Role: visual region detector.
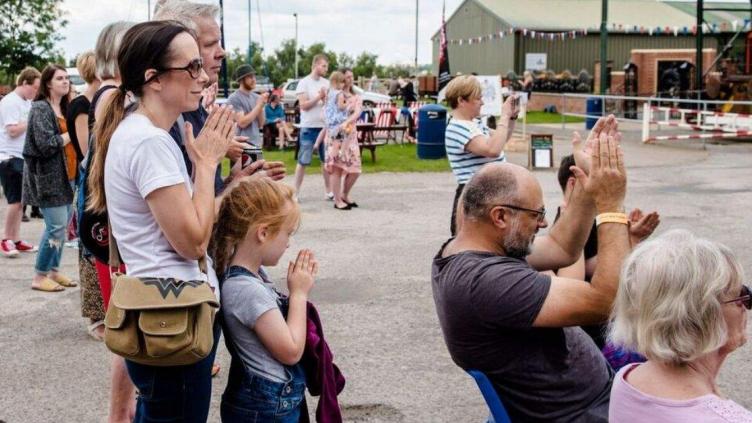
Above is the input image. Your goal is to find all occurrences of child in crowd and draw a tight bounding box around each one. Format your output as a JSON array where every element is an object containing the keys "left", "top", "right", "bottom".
[
  {"left": 209, "top": 178, "right": 318, "bottom": 422},
  {"left": 313, "top": 71, "right": 352, "bottom": 158}
]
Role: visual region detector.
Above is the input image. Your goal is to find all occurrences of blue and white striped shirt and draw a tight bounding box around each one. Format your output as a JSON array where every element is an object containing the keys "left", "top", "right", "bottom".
[{"left": 445, "top": 118, "right": 506, "bottom": 184}]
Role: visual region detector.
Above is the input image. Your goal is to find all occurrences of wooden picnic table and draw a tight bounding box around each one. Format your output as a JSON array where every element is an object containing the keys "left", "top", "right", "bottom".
[{"left": 357, "top": 123, "right": 387, "bottom": 163}]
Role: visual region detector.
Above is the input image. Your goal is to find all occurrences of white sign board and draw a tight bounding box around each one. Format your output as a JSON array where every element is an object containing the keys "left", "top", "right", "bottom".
[
  {"left": 475, "top": 75, "right": 502, "bottom": 117},
  {"left": 525, "top": 53, "right": 547, "bottom": 71}
]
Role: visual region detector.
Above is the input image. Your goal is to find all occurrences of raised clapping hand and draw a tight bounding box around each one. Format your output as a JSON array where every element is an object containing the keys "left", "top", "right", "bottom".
[
  {"left": 628, "top": 208, "right": 660, "bottom": 244},
  {"left": 570, "top": 132, "right": 627, "bottom": 213},
  {"left": 572, "top": 114, "right": 620, "bottom": 175},
  {"left": 287, "top": 249, "right": 317, "bottom": 297},
  {"left": 202, "top": 82, "right": 218, "bottom": 112},
  {"left": 185, "top": 105, "right": 235, "bottom": 170}
]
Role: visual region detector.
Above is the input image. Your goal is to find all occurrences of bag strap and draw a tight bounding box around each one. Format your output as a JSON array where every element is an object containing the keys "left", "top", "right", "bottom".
[{"left": 107, "top": 220, "right": 207, "bottom": 274}]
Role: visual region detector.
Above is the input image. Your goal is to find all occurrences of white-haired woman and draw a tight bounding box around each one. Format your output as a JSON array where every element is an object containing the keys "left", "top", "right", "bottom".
[{"left": 608, "top": 229, "right": 751, "bottom": 422}]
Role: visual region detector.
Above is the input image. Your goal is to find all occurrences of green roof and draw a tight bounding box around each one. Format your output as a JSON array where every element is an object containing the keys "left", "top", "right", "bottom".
[
  {"left": 666, "top": 1, "right": 752, "bottom": 25},
  {"left": 460, "top": 0, "right": 750, "bottom": 32}
]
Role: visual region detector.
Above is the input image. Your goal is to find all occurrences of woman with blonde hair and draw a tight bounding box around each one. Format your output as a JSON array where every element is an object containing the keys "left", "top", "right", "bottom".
[
  {"left": 608, "top": 229, "right": 751, "bottom": 422},
  {"left": 444, "top": 74, "right": 518, "bottom": 234}
]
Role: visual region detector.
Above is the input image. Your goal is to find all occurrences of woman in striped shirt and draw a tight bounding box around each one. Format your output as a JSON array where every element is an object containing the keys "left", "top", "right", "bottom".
[{"left": 444, "top": 75, "right": 519, "bottom": 235}]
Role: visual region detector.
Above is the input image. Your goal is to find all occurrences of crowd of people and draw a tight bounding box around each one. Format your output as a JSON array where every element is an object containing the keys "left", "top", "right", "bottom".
[
  {"left": 0, "top": 0, "right": 749, "bottom": 422},
  {"left": 435, "top": 74, "right": 751, "bottom": 422}
]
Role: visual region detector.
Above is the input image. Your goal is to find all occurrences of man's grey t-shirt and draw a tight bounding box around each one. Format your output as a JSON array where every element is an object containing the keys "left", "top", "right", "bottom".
[
  {"left": 227, "top": 89, "right": 262, "bottom": 146},
  {"left": 431, "top": 242, "right": 613, "bottom": 422},
  {"left": 221, "top": 267, "right": 287, "bottom": 382}
]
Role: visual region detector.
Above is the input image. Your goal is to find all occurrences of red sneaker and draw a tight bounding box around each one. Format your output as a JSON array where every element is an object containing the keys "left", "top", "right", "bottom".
[
  {"left": 15, "top": 240, "right": 38, "bottom": 253},
  {"left": 1, "top": 239, "right": 19, "bottom": 258}
]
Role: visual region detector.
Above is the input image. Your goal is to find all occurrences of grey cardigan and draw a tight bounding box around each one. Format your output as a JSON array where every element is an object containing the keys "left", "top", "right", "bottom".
[{"left": 22, "top": 100, "right": 73, "bottom": 208}]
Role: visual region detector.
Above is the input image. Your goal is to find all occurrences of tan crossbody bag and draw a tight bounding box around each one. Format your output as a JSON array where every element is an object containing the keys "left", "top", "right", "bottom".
[{"left": 103, "top": 227, "right": 219, "bottom": 366}]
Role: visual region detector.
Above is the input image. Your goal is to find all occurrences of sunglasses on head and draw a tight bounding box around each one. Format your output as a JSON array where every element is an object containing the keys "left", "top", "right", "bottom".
[{"left": 723, "top": 284, "right": 752, "bottom": 310}]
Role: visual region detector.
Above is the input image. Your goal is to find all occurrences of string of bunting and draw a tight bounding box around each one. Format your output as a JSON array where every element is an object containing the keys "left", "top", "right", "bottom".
[{"left": 447, "top": 19, "right": 752, "bottom": 45}]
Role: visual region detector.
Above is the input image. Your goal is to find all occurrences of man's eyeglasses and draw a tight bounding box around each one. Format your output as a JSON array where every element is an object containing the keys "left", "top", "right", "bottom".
[
  {"left": 146, "top": 58, "right": 204, "bottom": 83},
  {"left": 496, "top": 204, "right": 546, "bottom": 222},
  {"left": 723, "top": 284, "right": 752, "bottom": 310}
]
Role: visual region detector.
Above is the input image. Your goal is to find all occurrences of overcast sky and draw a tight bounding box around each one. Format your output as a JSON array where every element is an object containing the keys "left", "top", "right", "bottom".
[{"left": 58, "top": 0, "right": 465, "bottom": 65}]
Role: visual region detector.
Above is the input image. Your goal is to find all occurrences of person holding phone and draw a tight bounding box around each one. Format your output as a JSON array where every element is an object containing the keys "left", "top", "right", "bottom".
[{"left": 444, "top": 75, "right": 519, "bottom": 235}]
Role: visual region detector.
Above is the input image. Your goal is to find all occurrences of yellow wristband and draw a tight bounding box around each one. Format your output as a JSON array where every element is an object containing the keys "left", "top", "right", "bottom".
[{"left": 596, "top": 212, "right": 629, "bottom": 226}]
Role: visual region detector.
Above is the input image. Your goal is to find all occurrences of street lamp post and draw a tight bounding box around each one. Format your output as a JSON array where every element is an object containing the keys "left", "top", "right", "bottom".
[
  {"left": 248, "top": 0, "right": 252, "bottom": 64},
  {"left": 294, "top": 13, "right": 299, "bottom": 79}
]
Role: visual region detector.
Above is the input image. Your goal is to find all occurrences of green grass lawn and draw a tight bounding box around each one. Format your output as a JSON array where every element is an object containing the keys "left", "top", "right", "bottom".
[
  {"left": 524, "top": 111, "right": 585, "bottom": 124},
  {"left": 222, "top": 143, "right": 451, "bottom": 176}
]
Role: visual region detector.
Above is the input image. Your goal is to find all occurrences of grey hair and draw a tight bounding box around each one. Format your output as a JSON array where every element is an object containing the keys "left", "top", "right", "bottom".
[
  {"left": 461, "top": 163, "right": 519, "bottom": 221},
  {"left": 608, "top": 229, "right": 744, "bottom": 365},
  {"left": 95, "top": 21, "right": 135, "bottom": 80},
  {"left": 153, "top": 0, "right": 219, "bottom": 31}
]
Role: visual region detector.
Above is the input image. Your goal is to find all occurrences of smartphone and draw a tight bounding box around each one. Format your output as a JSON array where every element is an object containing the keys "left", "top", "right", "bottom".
[{"left": 241, "top": 145, "right": 264, "bottom": 169}]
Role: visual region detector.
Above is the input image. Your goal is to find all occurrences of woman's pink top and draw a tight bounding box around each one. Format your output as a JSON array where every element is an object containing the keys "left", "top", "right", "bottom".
[{"left": 610, "top": 363, "right": 752, "bottom": 422}]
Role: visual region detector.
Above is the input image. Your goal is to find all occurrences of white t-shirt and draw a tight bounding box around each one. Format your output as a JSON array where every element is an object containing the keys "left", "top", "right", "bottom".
[
  {"left": 0, "top": 92, "right": 31, "bottom": 159},
  {"left": 296, "top": 75, "right": 329, "bottom": 128},
  {"left": 104, "top": 113, "right": 205, "bottom": 282}
]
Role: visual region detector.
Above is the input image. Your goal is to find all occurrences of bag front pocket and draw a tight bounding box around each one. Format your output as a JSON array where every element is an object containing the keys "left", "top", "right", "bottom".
[{"left": 139, "top": 308, "right": 193, "bottom": 358}]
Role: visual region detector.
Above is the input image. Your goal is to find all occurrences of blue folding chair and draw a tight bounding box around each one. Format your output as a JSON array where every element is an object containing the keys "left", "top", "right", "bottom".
[{"left": 466, "top": 370, "right": 512, "bottom": 423}]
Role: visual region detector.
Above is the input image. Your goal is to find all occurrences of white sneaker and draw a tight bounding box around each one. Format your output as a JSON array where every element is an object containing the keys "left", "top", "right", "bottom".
[{"left": 325, "top": 192, "right": 335, "bottom": 201}]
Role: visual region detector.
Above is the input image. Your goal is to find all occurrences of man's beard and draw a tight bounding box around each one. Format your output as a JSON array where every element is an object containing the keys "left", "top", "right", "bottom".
[
  {"left": 242, "top": 81, "right": 254, "bottom": 91},
  {"left": 503, "top": 219, "right": 534, "bottom": 259}
]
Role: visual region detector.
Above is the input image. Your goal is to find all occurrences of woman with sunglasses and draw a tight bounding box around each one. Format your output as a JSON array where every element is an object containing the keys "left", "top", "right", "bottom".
[
  {"left": 608, "top": 229, "right": 751, "bottom": 422},
  {"left": 87, "top": 20, "right": 233, "bottom": 422}
]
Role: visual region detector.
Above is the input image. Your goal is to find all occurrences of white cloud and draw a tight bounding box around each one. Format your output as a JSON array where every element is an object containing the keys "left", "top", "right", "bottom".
[{"left": 58, "top": 0, "right": 464, "bottom": 65}]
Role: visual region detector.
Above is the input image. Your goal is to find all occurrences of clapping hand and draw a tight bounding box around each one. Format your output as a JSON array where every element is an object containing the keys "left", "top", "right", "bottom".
[
  {"left": 570, "top": 132, "right": 627, "bottom": 213},
  {"left": 628, "top": 209, "right": 660, "bottom": 245},
  {"left": 572, "top": 114, "right": 620, "bottom": 175},
  {"left": 185, "top": 105, "right": 235, "bottom": 170},
  {"left": 202, "top": 82, "right": 218, "bottom": 112}
]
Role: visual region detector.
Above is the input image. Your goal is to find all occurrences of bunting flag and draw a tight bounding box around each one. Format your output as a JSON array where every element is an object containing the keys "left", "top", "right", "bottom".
[
  {"left": 443, "top": 19, "right": 752, "bottom": 46},
  {"left": 437, "top": 1, "right": 452, "bottom": 91}
]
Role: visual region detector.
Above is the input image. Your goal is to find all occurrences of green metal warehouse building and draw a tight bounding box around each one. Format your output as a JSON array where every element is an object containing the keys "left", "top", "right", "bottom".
[{"left": 431, "top": 0, "right": 752, "bottom": 77}]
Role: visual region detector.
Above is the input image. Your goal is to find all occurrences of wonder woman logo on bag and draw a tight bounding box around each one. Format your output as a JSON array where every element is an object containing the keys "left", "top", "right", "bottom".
[{"left": 142, "top": 278, "right": 205, "bottom": 299}]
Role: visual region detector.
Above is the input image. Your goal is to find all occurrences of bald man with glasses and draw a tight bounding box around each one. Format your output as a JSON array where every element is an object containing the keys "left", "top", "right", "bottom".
[{"left": 432, "top": 117, "right": 631, "bottom": 422}]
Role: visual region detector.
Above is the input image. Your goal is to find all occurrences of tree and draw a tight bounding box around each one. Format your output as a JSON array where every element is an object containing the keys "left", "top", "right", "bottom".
[
  {"left": 337, "top": 52, "right": 354, "bottom": 70},
  {"left": 353, "top": 52, "right": 381, "bottom": 78},
  {"left": 297, "top": 43, "right": 338, "bottom": 77},
  {"left": 0, "top": 0, "right": 68, "bottom": 84}
]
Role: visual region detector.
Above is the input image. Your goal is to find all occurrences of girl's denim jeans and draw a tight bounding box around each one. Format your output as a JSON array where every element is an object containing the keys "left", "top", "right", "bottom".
[{"left": 34, "top": 204, "right": 71, "bottom": 274}]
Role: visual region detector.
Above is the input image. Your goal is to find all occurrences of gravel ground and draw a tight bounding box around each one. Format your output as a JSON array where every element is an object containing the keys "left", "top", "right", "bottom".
[{"left": 1, "top": 124, "right": 751, "bottom": 422}]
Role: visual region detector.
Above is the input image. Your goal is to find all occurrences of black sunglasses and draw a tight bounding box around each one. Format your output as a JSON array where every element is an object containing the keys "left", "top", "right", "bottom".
[
  {"left": 145, "top": 58, "right": 204, "bottom": 84},
  {"left": 496, "top": 204, "right": 547, "bottom": 223},
  {"left": 723, "top": 285, "right": 752, "bottom": 310}
]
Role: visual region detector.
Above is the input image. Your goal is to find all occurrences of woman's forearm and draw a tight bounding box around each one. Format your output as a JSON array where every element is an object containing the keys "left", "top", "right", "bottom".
[{"left": 191, "top": 163, "right": 218, "bottom": 252}]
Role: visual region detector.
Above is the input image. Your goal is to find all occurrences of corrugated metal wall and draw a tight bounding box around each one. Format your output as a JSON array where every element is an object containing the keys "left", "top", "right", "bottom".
[
  {"left": 431, "top": 0, "right": 738, "bottom": 77},
  {"left": 516, "top": 34, "right": 720, "bottom": 75},
  {"left": 432, "top": 0, "right": 515, "bottom": 76}
]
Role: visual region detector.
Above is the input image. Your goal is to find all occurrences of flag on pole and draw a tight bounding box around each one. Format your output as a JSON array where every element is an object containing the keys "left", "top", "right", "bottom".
[{"left": 438, "top": 1, "right": 452, "bottom": 91}]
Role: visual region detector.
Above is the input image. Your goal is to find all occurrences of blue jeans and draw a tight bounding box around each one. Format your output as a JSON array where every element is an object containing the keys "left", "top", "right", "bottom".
[
  {"left": 34, "top": 204, "right": 71, "bottom": 274},
  {"left": 126, "top": 322, "right": 221, "bottom": 423},
  {"left": 220, "top": 265, "right": 307, "bottom": 422},
  {"left": 297, "top": 127, "right": 325, "bottom": 166}
]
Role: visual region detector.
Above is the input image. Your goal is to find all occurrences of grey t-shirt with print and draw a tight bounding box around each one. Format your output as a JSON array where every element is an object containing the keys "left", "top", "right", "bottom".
[
  {"left": 227, "top": 90, "right": 262, "bottom": 146},
  {"left": 431, "top": 241, "right": 613, "bottom": 422},
  {"left": 221, "top": 267, "right": 287, "bottom": 383}
]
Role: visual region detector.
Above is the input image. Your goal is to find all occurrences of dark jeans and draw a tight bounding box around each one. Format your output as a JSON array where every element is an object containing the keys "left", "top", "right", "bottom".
[
  {"left": 450, "top": 184, "right": 466, "bottom": 236},
  {"left": 221, "top": 363, "right": 306, "bottom": 422},
  {"left": 126, "top": 321, "right": 221, "bottom": 423}
]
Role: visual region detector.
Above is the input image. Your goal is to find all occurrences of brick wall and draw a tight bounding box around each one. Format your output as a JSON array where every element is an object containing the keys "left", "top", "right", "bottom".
[
  {"left": 629, "top": 49, "right": 716, "bottom": 95},
  {"left": 526, "top": 92, "right": 586, "bottom": 114}
]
